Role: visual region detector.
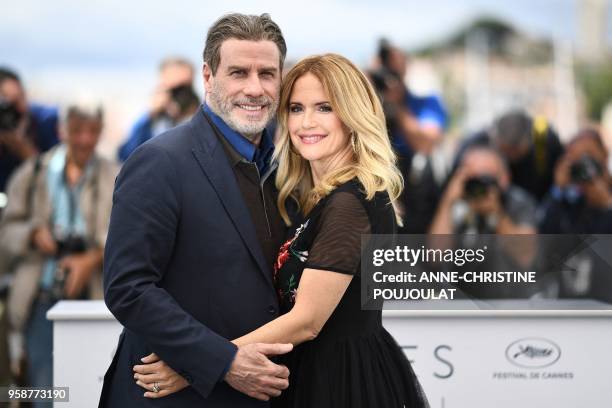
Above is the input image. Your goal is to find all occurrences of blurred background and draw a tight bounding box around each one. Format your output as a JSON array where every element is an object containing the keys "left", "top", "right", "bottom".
[
  {"left": 1, "top": 0, "right": 612, "bottom": 405},
  {"left": 2, "top": 0, "right": 611, "bottom": 157}
]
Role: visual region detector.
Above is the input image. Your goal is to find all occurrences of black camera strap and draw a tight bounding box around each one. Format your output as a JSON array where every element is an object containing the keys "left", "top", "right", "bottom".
[{"left": 25, "top": 155, "right": 42, "bottom": 218}]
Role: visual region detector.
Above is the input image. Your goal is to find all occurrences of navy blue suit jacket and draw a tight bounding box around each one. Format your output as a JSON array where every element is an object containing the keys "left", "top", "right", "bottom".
[{"left": 100, "top": 108, "right": 280, "bottom": 407}]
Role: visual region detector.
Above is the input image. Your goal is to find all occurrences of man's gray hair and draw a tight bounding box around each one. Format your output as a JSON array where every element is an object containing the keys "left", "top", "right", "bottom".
[
  {"left": 203, "top": 13, "right": 286, "bottom": 74},
  {"left": 60, "top": 96, "right": 104, "bottom": 126},
  {"left": 490, "top": 110, "right": 533, "bottom": 147},
  {"left": 159, "top": 56, "right": 194, "bottom": 73}
]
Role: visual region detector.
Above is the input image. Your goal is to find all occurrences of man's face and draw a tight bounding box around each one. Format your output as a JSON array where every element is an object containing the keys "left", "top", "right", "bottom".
[
  {"left": 566, "top": 137, "right": 607, "bottom": 168},
  {"left": 203, "top": 39, "right": 281, "bottom": 141},
  {"left": 461, "top": 151, "right": 505, "bottom": 184},
  {"left": 64, "top": 115, "right": 102, "bottom": 167},
  {"left": 388, "top": 47, "right": 408, "bottom": 79},
  {"left": 496, "top": 139, "right": 531, "bottom": 163},
  {"left": 0, "top": 79, "right": 28, "bottom": 114}
]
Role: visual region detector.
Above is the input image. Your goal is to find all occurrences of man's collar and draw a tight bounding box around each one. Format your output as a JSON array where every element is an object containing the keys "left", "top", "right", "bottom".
[
  {"left": 202, "top": 103, "right": 274, "bottom": 173},
  {"left": 203, "top": 103, "right": 256, "bottom": 161}
]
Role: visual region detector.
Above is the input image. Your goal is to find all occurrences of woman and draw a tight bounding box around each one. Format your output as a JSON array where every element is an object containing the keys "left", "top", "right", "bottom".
[{"left": 132, "top": 54, "right": 429, "bottom": 407}]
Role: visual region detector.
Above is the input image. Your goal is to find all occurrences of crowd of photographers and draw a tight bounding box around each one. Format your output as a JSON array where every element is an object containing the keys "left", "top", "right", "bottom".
[{"left": 0, "top": 43, "right": 611, "bottom": 401}]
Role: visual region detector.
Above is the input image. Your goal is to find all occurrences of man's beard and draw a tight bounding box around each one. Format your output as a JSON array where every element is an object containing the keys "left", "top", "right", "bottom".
[{"left": 208, "top": 80, "right": 278, "bottom": 142}]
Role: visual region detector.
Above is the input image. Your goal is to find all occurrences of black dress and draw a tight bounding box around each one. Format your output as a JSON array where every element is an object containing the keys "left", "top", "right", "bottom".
[{"left": 272, "top": 179, "right": 429, "bottom": 408}]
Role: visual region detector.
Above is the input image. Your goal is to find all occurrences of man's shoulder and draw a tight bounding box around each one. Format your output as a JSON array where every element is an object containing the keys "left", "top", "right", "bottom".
[
  {"left": 145, "top": 111, "right": 214, "bottom": 155},
  {"left": 149, "top": 122, "right": 192, "bottom": 149},
  {"left": 120, "top": 114, "right": 214, "bottom": 178}
]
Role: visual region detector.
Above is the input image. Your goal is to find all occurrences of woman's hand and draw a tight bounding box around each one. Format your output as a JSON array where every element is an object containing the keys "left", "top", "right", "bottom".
[{"left": 133, "top": 353, "right": 189, "bottom": 398}]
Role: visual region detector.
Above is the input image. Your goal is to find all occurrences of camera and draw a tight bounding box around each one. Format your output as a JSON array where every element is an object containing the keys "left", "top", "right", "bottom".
[
  {"left": 369, "top": 67, "right": 399, "bottom": 95},
  {"left": 464, "top": 175, "right": 499, "bottom": 200},
  {"left": 169, "top": 85, "right": 198, "bottom": 113},
  {"left": 570, "top": 155, "right": 603, "bottom": 184},
  {"left": 0, "top": 98, "right": 23, "bottom": 131},
  {"left": 50, "top": 234, "right": 89, "bottom": 301}
]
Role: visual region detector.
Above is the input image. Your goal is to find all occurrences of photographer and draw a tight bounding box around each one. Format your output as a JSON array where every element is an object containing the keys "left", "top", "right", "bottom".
[
  {"left": 117, "top": 57, "right": 195, "bottom": 162},
  {"left": 0, "top": 67, "right": 59, "bottom": 201},
  {"left": 430, "top": 146, "right": 537, "bottom": 235},
  {"left": 429, "top": 147, "right": 539, "bottom": 299},
  {"left": 537, "top": 129, "right": 612, "bottom": 303},
  {"left": 539, "top": 129, "right": 612, "bottom": 233},
  {"left": 369, "top": 39, "right": 448, "bottom": 233},
  {"left": 0, "top": 100, "right": 117, "bottom": 397}
]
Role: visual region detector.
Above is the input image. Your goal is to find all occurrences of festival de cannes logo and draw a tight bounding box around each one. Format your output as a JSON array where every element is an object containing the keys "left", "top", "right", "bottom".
[{"left": 505, "top": 338, "right": 561, "bottom": 368}]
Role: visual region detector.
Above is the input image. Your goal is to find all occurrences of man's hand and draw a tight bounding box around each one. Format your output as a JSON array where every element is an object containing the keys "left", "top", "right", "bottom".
[
  {"left": 582, "top": 177, "right": 612, "bottom": 209},
  {"left": 0, "top": 126, "right": 36, "bottom": 160},
  {"left": 31, "top": 226, "right": 57, "bottom": 256},
  {"left": 60, "top": 249, "right": 102, "bottom": 299},
  {"left": 149, "top": 87, "right": 171, "bottom": 119},
  {"left": 554, "top": 156, "right": 571, "bottom": 189},
  {"left": 382, "top": 77, "right": 406, "bottom": 106},
  {"left": 443, "top": 167, "right": 469, "bottom": 205},
  {"left": 225, "top": 343, "right": 292, "bottom": 401}
]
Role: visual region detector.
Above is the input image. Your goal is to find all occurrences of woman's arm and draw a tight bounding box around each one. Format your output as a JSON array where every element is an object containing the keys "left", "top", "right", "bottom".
[
  {"left": 134, "top": 268, "right": 352, "bottom": 397},
  {"left": 134, "top": 189, "right": 366, "bottom": 397},
  {"left": 233, "top": 268, "right": 353, "bottom": 347}
]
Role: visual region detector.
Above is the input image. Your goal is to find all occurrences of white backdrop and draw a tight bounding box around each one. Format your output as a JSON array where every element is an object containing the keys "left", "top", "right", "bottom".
[{"left": 48, "top": 300, "right": 612, "bottom": 408}]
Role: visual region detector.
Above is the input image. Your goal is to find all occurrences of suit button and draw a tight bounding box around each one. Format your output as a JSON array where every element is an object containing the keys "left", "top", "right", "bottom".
[{"left": 267, "top": 305, "right": 276, "bottom": 314}]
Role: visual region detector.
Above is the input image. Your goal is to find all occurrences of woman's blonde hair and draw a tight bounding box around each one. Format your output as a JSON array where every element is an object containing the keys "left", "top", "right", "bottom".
[{"left": 274, "top": 53, "right": 404, "bottom": 226}]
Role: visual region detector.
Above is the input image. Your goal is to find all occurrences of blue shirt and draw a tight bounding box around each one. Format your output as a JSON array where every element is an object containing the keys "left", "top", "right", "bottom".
[
  {"left": 202, "top": 104, "right": 274, "bottom": 175},
  {"left": 392, "top": 89, "right": 448, "bottom": 158}
]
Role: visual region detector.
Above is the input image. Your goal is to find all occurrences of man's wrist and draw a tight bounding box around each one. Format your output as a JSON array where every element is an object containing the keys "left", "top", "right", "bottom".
[{"left": 221, "top": 345, "right": 238, "bottom": 383}]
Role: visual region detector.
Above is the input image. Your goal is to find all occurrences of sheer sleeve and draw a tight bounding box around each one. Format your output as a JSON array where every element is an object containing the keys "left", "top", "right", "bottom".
[{"left": 305, "top": 191, "right": 371, "bottom": 275}]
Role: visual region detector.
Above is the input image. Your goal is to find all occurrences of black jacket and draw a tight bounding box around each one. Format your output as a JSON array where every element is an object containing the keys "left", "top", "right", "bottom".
[{"left": 100, "top": 107, "right": 281, "bottom": 407}]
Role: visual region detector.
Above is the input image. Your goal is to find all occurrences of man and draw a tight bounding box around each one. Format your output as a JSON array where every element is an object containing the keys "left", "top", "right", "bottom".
[
  {"left": 430, "top": 147, "right": 537, "bottom": 235},
  {"left": 117, "top": 57, "right": 195, "bottom": 162},
  {"left": 539, "top": 128, "right": 612, "bottom": 234},
  {"left": 537, "top": 129, "right": 612, "bottom": 303},
  {"left": 428, "top": 147, "right": 539, "bottom": 299},
  {"left": 0, "top": 67, "right": 59, "bottom": 198},
  {"left": 101, "top": 13, "right": 291, "bottom": 407},
  {"left": 0, "top": 99, "right": 117, "bottom": 406},
  {"left": 370, "top": 40, "right": 448, "bottom": 233},
  {"left": 373, "top": 40, "right": 447, "bottom": 158}
]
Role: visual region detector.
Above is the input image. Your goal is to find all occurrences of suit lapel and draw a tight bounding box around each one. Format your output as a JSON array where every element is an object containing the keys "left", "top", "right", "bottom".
[{"left": 188, "top": 108, "right": 273, "bottom": 287}]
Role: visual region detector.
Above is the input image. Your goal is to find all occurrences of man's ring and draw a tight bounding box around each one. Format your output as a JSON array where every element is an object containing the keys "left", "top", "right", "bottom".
[{"left": 153, "top": 382, "right": 160, "bottom": 393}]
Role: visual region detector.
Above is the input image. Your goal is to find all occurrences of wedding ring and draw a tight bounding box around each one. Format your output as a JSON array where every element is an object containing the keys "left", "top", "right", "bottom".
[{"left": 153, "top": 382, "right": 160, "bottom": 393}]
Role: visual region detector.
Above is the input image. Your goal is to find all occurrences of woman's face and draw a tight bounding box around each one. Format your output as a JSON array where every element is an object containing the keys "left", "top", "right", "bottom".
[{"left": 287, "top": 73, "right": 351, "bottom": 174}]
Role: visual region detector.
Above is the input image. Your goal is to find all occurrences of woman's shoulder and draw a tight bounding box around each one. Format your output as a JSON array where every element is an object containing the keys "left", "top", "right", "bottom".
[
  {"left": 330, "top": 178, "right": 365, "bottom": 198},
  {"left": 327, "top": 179, "right": 396, "bottom": 233},
  {"left": 329, "top": 179, "right": 391, "bottom": 209},
  {"left": 322, "top": 179, "right": 365, "bottom": 210}
]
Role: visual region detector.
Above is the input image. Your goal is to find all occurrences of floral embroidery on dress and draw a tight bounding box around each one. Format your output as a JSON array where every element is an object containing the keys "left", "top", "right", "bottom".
[{"left": 274, "top": 220, "right": 309, "bottom": 304}]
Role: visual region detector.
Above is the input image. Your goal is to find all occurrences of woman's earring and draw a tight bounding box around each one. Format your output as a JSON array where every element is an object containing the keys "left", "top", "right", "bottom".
[{"left": 350, "top": 132, "right": 358, "bottom": 153}]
